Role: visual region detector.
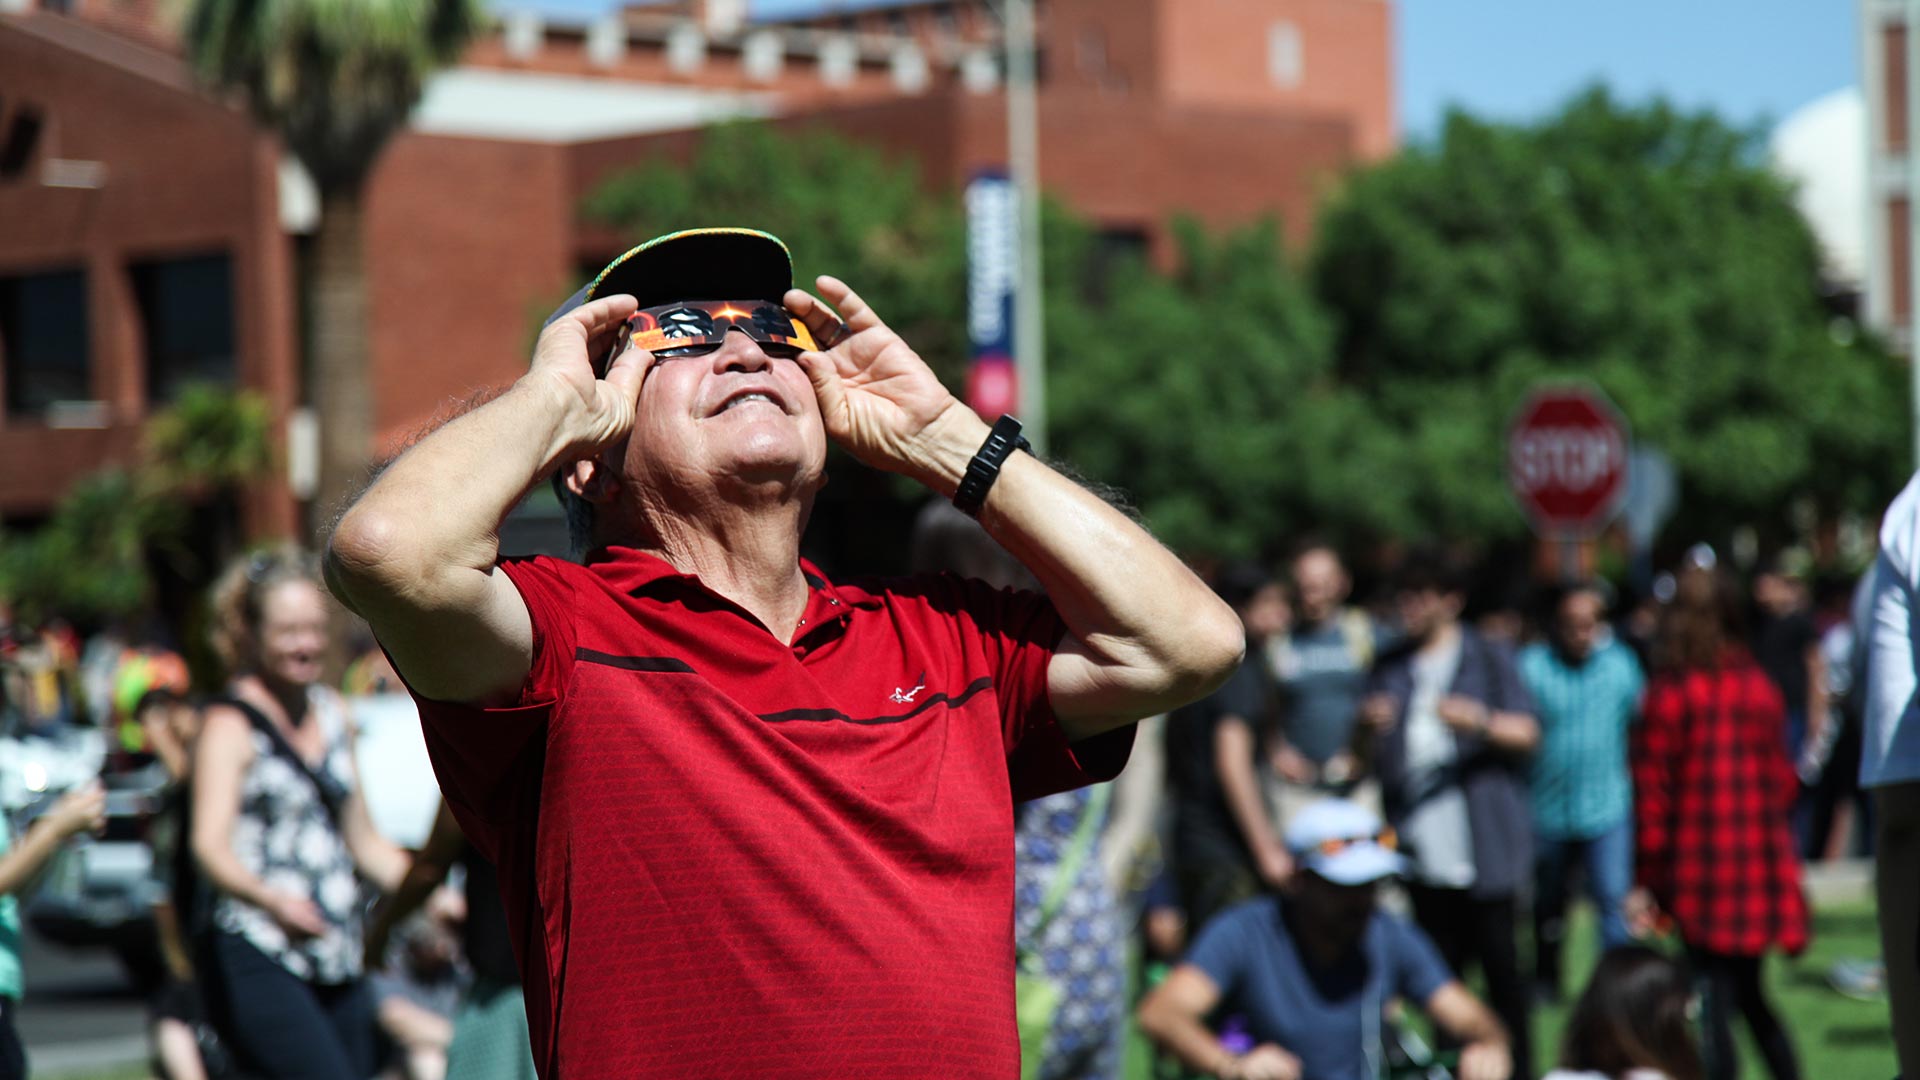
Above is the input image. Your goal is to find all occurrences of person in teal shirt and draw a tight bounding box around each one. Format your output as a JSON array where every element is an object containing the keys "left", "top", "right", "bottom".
[
  {"left": 1517, "top": 583, "right": 1645, "bottom": 1001},
  {"left": 0, "top": 780, "right": 105, "bottom": 1079}
]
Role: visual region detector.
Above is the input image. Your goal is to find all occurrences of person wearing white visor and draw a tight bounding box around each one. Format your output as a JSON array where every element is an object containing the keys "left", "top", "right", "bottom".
[{"left": 1138, "top": 800, "right": 1513, "bottom": 1080}]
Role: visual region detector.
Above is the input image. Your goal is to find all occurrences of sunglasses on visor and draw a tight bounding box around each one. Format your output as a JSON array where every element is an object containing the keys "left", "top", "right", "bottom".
[
  {"left": 1309, "top": 828, "right": 1398, "bottom": 858},
  {"left": 603, "top": 299, "right": 820, "bottom": 373}
]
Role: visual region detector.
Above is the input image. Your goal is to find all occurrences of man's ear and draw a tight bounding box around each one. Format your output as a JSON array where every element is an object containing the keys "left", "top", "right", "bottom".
[{"left": 563, "top": 457, "right": 620, "bottom": 505}]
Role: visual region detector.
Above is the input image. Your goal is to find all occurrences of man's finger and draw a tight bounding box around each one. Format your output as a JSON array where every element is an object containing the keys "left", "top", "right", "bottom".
[
  {"left": 795, "top": 350, "right": 847, "bottom": 432},
  {"left": 784, "top": 289, "right": 850, "bottom": 349},
  {"left": 814, "top": 275, "right": 888, "bottom": 333},
  {"left": 603, "top": 342, "right": 654, "bottom": 403},
  {"left": 536, "top": 294, "right": 638, "bottom": 370}
]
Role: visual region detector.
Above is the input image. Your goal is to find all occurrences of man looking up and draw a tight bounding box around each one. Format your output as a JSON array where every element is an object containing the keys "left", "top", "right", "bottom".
[
  {"left": 1136, "top": 799, "right": 1512, "bottom": 1080},
  {"left": 324, "top": 228, "right": 1244, "bottom": 1078}
]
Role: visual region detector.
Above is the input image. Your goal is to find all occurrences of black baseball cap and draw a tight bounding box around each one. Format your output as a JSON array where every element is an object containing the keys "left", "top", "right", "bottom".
[{"left": 544, "top": 227, "right": 797, "bottom": 327}]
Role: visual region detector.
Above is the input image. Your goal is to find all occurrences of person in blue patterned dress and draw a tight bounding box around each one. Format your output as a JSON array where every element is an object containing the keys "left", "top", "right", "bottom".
[{"left": 1014, "top": 785, "right": 1128, "bottom": 1080}]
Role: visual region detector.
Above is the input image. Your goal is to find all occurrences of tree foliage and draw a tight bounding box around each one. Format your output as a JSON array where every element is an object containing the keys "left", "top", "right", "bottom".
[
  {"left": 1049, "top": 219, "right": 1346, "bottom": 557},
  {"left": 1311, "top": 87, "right": 1910, "bottom": 546},
  {"left": 0, "top": 389, "right": 275, "bottom": 624},
  {"left": 178, "top": 0, "right": 480, "bottom": 192}
]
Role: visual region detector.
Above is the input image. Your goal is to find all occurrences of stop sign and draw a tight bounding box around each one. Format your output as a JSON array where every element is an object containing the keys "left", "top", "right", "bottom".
[{"left": 1507, "top": 386, "right": 1630, "bottom": 536}]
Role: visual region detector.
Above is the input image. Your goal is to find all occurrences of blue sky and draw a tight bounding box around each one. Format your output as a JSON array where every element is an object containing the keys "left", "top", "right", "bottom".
[
  {"left": 1398, "top": 0, "right": 1857, "bottom": 138},
  {"left": 505, "top": 0, "right": 1859, "bottom": 136}
]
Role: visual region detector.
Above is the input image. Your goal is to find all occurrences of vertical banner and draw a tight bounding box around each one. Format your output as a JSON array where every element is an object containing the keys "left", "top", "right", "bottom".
[{"left": 965, "top": 170, "right": 1019, "bottom": 419}]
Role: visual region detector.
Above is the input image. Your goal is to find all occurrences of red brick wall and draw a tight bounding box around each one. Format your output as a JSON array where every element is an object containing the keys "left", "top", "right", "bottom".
[
  {"left": 1892, "top": 196, "right": 1911, "bottom": 326},
  {"left": 565, "top": 86, "right": 1354, "bottom": 270},
  {"left": 0, "top": 15, "right": 297, "bottom": 533},
  {"left": 1886, "top": 23, "right": 1908, "bottom": 155},
  {"left": 1041, "top": 0, "right": 1161, "bottom": 98},
  {"left": 1156, "top": 0, "right": 1394, "bottom": 159},
  {"left": 360, "top": 133, "right": 576, "bottom": 452}
]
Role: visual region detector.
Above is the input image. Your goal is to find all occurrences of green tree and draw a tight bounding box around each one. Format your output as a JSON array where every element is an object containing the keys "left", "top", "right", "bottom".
[
  {"left": 179, "top": 0, "right": 480, "bottom": 524},
  {"left": 1049, "top": 218, "right": 1358, "bottom": 557},
  {"left": 1311, "top": 87, "right": 1910, "bottom": 546},
  {"left": 0, "top": 388, "right": 276, "bottom": 624}
]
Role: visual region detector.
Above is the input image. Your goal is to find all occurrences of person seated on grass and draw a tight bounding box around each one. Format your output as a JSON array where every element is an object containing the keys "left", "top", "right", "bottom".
[
  {"left": 1544, "top": 945, "right": 1703, "bottom": 1080},
  {"left": 1136, "top": 799, "right": 1511, "bottom": 1080}
]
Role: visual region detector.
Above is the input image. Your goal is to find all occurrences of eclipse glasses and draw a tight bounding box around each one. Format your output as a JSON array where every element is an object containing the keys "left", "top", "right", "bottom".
[{"left": 605, "top": 299, "right": 821, "bottom": 373}]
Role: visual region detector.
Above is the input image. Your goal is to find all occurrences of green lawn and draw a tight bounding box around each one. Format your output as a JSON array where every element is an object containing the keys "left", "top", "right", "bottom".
[
  {"left": 46, "top": 904, "right": 1899, "bottom": 1080},
  {"left": 1531, "top": 903, "right": 1894, "bottom": 1080}
]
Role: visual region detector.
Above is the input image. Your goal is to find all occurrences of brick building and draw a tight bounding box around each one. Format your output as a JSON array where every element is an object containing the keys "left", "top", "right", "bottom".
[
  {"left": 1864, "top": 0, "right": 1917, "bottom": 352},
  {"left": 0, "top": 0, "right": 1393, "bottom": 533}
]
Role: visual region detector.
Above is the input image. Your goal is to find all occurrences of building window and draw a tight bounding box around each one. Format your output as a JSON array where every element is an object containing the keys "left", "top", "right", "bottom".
[
  {"left": 1268, "top": 20, "right": 1303, "bottom": 89},
  {"left": 1, "top": 268, "right": 90, "bottom": 417},
  {"left": 132, "top": 253, "right": 236, "bottom": 403}
]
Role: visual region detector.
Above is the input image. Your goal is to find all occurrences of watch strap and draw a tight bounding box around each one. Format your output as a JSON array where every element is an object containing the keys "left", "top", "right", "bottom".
[{"left": 952, "top": 414, "right": 1030, "bottom": 517}]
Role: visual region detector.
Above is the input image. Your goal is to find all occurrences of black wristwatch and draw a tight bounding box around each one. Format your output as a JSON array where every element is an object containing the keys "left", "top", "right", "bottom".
[{"left": 952, "top": 415, "right": 1031, "bottom": 517}]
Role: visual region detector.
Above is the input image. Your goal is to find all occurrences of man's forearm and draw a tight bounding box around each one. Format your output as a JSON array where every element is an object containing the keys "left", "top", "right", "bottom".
[
  {"left": 328, "top": 377, "right": 581, "bottom": 611},
  {"left": 1139, "top": 1008, "right": 1241, "bottom": 1078},
  {"left": 903, "top": 408, "right": 1243, "bottom": 722}
]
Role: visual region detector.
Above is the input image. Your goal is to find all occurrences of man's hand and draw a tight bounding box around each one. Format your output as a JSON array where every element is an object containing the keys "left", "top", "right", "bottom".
[
  {"left": 1273, "top": 743, "right": 1319, "bottom": 785},
  {"left": 784, "top": 277, "right": 972, "bottom": 484},
  {"left": 1457, "top": 1040, "right": 1512, "bottom": 1080},
  {"left": 521, "top": 293, "right": 645, "bottom": 457},
  {"left": 1255, "top": 843, "right": 1295, "bottom": 891},
  {"left": 1360, "top": 693, "right": 1399, "bottom": 732},
  {"left": 1438, "top": 695, "right": 1490, "bottom": 734},
  {"left": 1221, "top": 1043, "right": 1302, "bottom": 1080}
]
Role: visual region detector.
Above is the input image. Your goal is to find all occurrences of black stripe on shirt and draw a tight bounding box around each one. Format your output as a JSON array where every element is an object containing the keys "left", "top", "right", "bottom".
[
  {"left": 758, "top": 675, "right": 995, "bottom": 726},
  {"left": 574, "top": 648, "right": 695, "bottom": 673}
]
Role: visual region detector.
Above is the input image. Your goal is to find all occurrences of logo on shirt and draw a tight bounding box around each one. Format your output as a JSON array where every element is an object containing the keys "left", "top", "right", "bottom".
[{"left": 890, "top": 672, "right": 927, "bottom": 704}]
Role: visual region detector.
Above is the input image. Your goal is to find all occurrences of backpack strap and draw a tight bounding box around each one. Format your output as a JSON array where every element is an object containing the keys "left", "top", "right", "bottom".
[
  {"left": 216, "top": 696, "right": 347, "bottom": 826},
  {"left": 1030, "top": 784, "right": 1112, "bottom": 941}
]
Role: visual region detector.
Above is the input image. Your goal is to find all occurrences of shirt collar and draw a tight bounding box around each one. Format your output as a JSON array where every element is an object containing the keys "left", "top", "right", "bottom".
[{"left": 581, "top": 545, "right": 872, "bottom": 637}]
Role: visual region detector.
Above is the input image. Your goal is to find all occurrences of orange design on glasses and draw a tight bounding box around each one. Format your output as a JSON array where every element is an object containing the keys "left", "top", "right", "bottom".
[{"left": 1314, "top": 828, "right": 1397, "bottom": 857}]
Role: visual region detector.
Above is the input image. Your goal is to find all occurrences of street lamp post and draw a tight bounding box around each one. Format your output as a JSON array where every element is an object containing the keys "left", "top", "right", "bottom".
[{"left": 1003, "top": 0, "right": 1046, "bottom": 453}]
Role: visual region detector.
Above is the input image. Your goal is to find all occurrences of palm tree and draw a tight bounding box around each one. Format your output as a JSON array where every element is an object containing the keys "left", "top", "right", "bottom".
[{"left": 179, "top": 0, "right": 480, "bottom": 526}]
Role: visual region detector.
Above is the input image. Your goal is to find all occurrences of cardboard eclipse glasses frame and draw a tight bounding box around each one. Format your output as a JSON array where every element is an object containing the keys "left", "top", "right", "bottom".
[{"left": 603, "top": 299, "right": 821, "bottom": 373}]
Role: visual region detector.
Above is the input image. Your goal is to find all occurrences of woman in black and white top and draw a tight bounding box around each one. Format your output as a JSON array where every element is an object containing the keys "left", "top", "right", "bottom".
[{"left": 192, "top": 548, "right": 408, "bottom": 1079}]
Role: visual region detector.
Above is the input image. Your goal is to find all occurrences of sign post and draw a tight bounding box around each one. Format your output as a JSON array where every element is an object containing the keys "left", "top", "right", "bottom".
[
  {"left": 1507, "top": 385, "right": 1631, "bottom": 580},
  {"left": 965, "top": 170, "right": 1019, "bottom": 420}
]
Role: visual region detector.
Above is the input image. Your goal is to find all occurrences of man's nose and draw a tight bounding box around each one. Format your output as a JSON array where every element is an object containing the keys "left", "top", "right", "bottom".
[{"left": 711, "top": 329, "right": 772, "bottom": 373}]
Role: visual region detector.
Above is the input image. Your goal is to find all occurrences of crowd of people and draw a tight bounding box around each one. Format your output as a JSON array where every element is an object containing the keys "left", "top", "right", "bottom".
[
  {"left": 1020, "top": 532, "right": 1892, "bottom": 1080},
  {"left": 0, "top": 516, "right": 1896, "bottom": 1080}
]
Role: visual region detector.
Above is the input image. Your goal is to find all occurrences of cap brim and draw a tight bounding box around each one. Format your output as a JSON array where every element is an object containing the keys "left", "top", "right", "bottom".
[{"left": 1304, "top": 845, "right": 1405, "bottom": 886}]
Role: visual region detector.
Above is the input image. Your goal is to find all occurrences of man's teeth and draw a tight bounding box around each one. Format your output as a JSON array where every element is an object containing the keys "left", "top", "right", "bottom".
[{"left": 723, "top": 393, "right": 774, "bottom": 412}]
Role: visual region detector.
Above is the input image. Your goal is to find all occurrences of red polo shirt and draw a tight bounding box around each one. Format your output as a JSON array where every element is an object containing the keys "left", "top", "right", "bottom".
[{"left": 404, "top": 545, "right": 1133, "bottom": 1078}]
